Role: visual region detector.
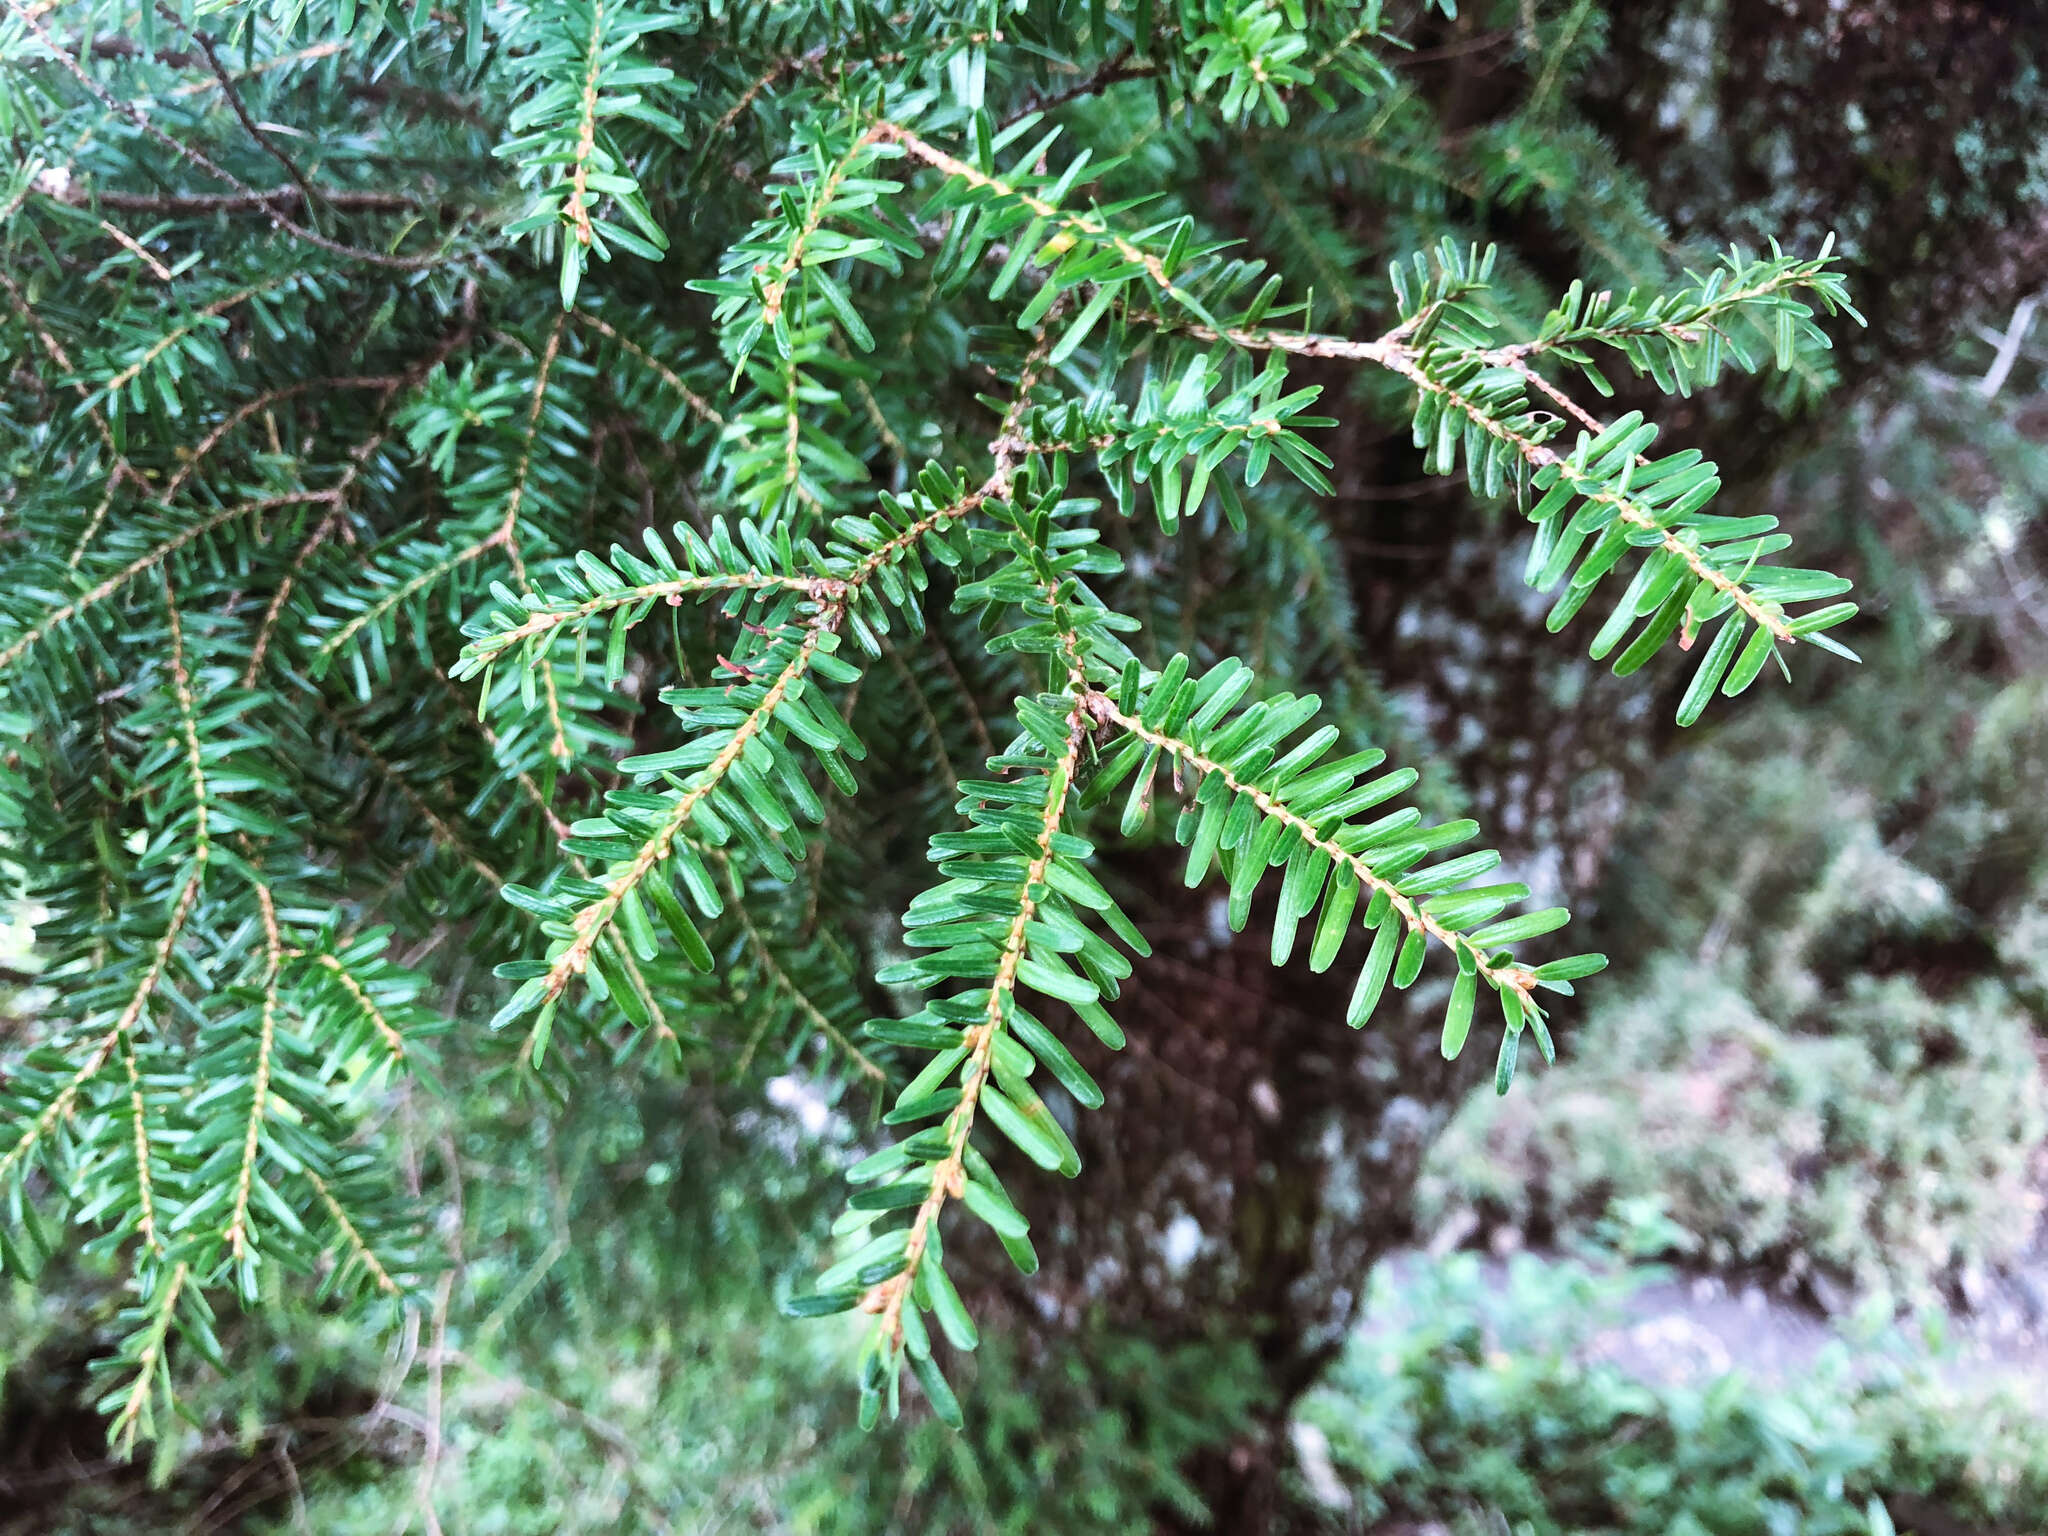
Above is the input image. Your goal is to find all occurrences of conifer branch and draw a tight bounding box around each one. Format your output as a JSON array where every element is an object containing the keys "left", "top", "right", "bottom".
[
  {"left": 223, "top": 878, "right": 284, "bottom": 1260},
  {"left": 322, "top": 705, "right": 506, "bottom": 888},
  {"left": 308, "top": 1169, "right": 402, "bottom": 1296},
  {"left": 535, "top": 620, "right": 834, "bottom": 1008},
  {"left": 0, "top": 264, "right": 125, "bottom": 464},
  {"left": 163, "top": 377, "right": 402, "bottom": 505},
  {"left": 760, "top": 133, "right": 879, "bottom": 329},
  {"left": 93, "top": 214, "right": 175, "bottom": 280},
  {"left": 308, "top": 953, "right": 410, "bottom": 1065},
  {"left": 3, "top": 0, "right": 456, "bottom": 271},
  {"left": 309, "top": 534, "right": 501, "bottom": 667},
  {"left": 871, "top": 121, "right": 1213, "bottom": 323},
  {"left": 564, "top": 0, "right": 610, "bottom": 252},
  {"left": 461, "top": 571, "right": 826, "bottom": 667},
  {"left": 1379, "top": 351, "right": 1800, "bottom": 644},
  {"left": 866, "top": 684, "right": 1093, "bottom": 1359},
  {"left": 573, "top": 312, "right": 731, "bottom": 430},
  {"left": 1099, "top": 698, "right": 1537, "bottom": 1004},
  {"left": 0, "top": 3, "right": 1872, "bottom": 1445},
  {"left": 161, "top": 573, "right": 213, "bottom": 873},
  {"left": 0, "top": 493, "right": 326, "bottom": 679},
  {"left": 171, "top": 9, "right": 326, "bottom": 216},
  {"left": 93, "top": 279, "right": 292, "bottom": 406},
  {"left": 63, "top": 186, "right": 425, "bottom": 216},
  {"left": 0, "top": 871, "right": 201, "bottom": 1188},
  {"left": 244, "top": 428, "right": 393, "bottom": 684},
  {"left": 1159, "top": 313, "right": 1820, "bottom": 647},
  {"left": 118, "top": 1032, "right": 160, "bottom": 1251},
  {"left": 108, "top": 1262, "right": 189, "bottom": 1454}
]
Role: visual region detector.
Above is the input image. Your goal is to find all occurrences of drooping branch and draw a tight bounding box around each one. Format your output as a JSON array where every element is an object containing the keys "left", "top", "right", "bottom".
[
  {"left": 1099, "top": 697, "right": 1539, "bottom": 1006},
  {"left": 866, "top": 681, "right": 1094, "bottom": 1360}
]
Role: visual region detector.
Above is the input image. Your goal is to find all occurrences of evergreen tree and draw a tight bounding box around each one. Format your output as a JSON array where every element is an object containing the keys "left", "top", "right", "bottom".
[{"left": 0, "top": 0, "right": 1874, "bottom": 1465}]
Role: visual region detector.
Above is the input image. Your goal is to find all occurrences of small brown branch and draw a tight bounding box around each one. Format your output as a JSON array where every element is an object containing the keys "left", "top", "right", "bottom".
[
  {"left": 321, "top": 704, "right": 506, "bottom": 890},
  {"left": 717, "top": 853, "right": 885, "bottom": 1084},
  {"left": 169, "top": 9, "right": 326, "bottom": 217},
  {"left": 563, "top": 0, "right": 609, "bottom": 249},
  {"left": 997, "top": 48, "right": 1159, "bottom": 126},
  {"left": 1155, "top": 314, "right": 1800, "bottom": 645},
  {"left": 95, "top": 216, "right": 174, "bottom": 279},
  {"left": 574, "top": 312, "right": 726, "bottom": 424},
  {"left": 759, "top": 129, "right": 880, "bottom": 328},
  {"left": 0, "top": 264, "right": 127, "bottom": 467},
  {"left": 69, "top": 185, "right": 424, "bottom": 215},
  {"left": 308, "top": 1169, "right": 402, "bottom": 1295}
]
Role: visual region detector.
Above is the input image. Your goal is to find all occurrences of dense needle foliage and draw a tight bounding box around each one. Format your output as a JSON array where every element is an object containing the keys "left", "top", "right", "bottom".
[{"left": 0, "top": 0, "right": 1869, "bottom": 1446}]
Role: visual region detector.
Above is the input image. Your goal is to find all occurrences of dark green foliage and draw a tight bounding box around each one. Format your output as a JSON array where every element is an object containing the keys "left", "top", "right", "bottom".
[{"left": 0, "top": 0, "right": 1869, "bottom": 1449}]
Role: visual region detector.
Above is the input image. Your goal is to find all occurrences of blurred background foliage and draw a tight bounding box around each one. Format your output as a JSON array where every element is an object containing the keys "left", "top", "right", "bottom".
[{"left": 6, "top": 0, "right": 2048, "bottom": 1531}]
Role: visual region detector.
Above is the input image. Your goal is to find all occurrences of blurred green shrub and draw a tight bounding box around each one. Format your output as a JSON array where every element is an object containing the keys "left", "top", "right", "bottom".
[
  {"left": 1421, "top": 658, "right": 2048, "bottom": 1303},
  {"left": 1295, "top": 1254, "right": 2048, "bottom": 1536},
  {"left": 1419, "top": 956, "right": 2047, "bottom": 1301}
]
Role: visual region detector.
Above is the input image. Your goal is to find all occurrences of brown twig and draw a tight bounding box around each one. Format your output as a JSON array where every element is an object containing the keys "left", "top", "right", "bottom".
[
  {"left": 168, "top": 9, "right": 326, "bottom": 217},
  {"left": 74, "top": 185, "right": 424, "bottom": 215}
]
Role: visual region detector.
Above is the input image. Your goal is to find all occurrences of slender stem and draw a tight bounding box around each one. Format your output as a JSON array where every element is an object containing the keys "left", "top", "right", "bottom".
[
  {"left": 564, "top": 0, "right": 609, "bottom": 250},
  {"left": 63, "top": 186, "right": 422, "bottom": 215},
  {"left": 468, "top": 572, "right": 831, "bottom": 666},
  {"left": 872, "top": 121, "right": 1208, "bottom": 320},
  {"left": 0, "top": 873, "right": 202, "bottom": 1186},
  {"left": 109, "top": 1262, "right": 190, "bottom": 1453},
  {"left": 308, "top": 952, "right": 409, "bottom": 1063},
  {"left": 118, "top": 1030, "right": 158, "bottom": 1250},
  {"left": 174, "top": 10, "right": 325, "bottom": 215},
  {"left": 1168, "top": 316, "right": 1800, "bottom": 644},
  {"left": 0, "top": 492, "right": 329, "bottom": 678},
  {"left": 759, "top": 130, "right": 878, "bottom": 328},
  {"left": 224, "top": 878, "right": 283, "bottom": 1259}
]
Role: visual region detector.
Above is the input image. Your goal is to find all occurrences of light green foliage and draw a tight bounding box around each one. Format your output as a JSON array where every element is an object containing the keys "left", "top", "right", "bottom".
[
  {"left": 1297, "top": 1252, "right": 2048, "bottom": 1535},
  {"left": 497, "top": 0, "right": 686, "bottom": 308},
  {"left": 0, "top": 0, "right": 1862, "bottom": 1442}
]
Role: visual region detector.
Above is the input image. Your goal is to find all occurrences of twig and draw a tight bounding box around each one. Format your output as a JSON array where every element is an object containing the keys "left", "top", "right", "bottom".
[
  {"left": 998, "top": 48, "right": 1159, "bottom": 126},
  {"left": 69, "top": 185, "right": 423, "bottom": 215},
  {"left": 168, "top": 10, "right": 327, "bottom": 217},
  {"left": 1979, "top": 293, "right": 2041, "bottom": 399}
]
